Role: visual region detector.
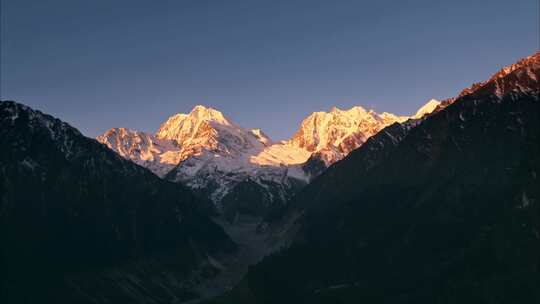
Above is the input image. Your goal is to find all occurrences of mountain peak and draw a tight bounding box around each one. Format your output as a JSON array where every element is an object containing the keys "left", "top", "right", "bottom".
[
  {"left": 346, "top": 106, "right": 369, "bottom": 116},
  {"left": 412, "top": 99, "right": 441, "bottom": 119},
  {"left": 192, "top": 104, "right": 212, "bottom": 111},
  {"left": 329, "top": 105, "right": 369, "bottom": 115},
  {"left": 155, "top": 105, "right": 233, "bottom": 143},
  {"left": 287, "top": 104, "right": 406, "bottom": 164},
  {"left": 189, "top": 105, "right": 230, "bottom": 125}
]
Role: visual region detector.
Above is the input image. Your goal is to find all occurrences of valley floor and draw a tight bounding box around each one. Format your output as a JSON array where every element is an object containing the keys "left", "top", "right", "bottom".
[{"left": 183, "top": 215, "right": 270, "bottom": 303}]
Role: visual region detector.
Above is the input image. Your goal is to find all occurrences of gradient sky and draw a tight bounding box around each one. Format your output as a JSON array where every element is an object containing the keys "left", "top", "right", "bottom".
[{"left": 1, "top": 0, "right": 538, "bottom": 140}]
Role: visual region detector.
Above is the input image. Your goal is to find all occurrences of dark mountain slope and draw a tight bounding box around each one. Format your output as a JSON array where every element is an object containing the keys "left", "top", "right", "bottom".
[
  {"left": 212, "top": 53, "right": 540, "bottom": 303},
  {"left": 0, "top": 101, "right": 235, "bottom": 303}
]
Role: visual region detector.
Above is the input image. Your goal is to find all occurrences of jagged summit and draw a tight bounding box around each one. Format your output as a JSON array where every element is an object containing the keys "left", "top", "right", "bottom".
[
  {"left": 329, "top": 105, "right": 368, "bottom": 116},
  {"left": 330, "top": 105, "right": 366, "bottom": 114},
  {"left": 281, "top": 105, "right": 409, "bottom": 164},
  {"left": 188, "top": 105, "right": 231, "bottom": 125},
  {"left": 156, "top": 105, "right": 234, "bottom": 143}
]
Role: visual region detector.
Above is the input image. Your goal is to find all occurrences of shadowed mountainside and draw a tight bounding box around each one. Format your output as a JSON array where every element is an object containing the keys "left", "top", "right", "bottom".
[{"left": 0, "top": 101, "right": 235, "bottom": 303}]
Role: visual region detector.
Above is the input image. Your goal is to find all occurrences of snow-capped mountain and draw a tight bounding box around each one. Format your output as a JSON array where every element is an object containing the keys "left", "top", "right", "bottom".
[
  {"left": 155, "top": 106, "right": 304, "bottom": 206},
  {"left": 258, "top": 106, "right": 409, "bottom": 166},
  {"left": 156, "top": 105, "right": 270, "bottom": 163},
  {"left": 97, "top": 100, "right": 440, "bottom": 214}
]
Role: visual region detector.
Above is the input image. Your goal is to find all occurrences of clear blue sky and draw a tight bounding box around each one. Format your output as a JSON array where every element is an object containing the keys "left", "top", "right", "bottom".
[{"left": 1, "top": 0, "right": 538, "bottom": 140}]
